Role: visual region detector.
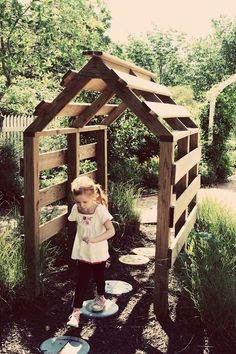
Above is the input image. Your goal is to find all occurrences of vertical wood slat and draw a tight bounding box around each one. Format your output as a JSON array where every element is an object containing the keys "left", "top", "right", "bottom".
[
  {"left": 67, "top": 132, "right": 80, "bottom": 264},
  {"left": 96, "top": 128, "right": 108, "bottom": 193},
  {"left": 154, "top": 141, "right": 174, "bottom": 317},
  {"left": 23, "top": 135, "right": 40, "bottom": 296},
  {"left": 175, "top": 136, "right": 190, "bottom": 223}
]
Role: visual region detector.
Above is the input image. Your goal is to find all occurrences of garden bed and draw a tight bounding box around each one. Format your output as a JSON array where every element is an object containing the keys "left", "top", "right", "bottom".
[{"left": 0, "top": 224, "right": 234, "bottom": 354}]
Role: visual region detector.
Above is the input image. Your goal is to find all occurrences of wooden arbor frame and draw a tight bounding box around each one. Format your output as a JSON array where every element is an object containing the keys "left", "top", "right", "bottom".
[{"left": 23, "top": 51, "right": 201, "bottom": 316}]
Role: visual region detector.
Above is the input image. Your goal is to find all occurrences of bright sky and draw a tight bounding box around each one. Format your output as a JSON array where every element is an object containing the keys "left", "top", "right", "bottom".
[{"left": 104, "top": 0, "right": 236, "bottom": 42}]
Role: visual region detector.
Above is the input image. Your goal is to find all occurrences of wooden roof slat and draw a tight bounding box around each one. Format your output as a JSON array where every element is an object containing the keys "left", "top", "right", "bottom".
[
  {"left": 111, "top": 69, "right": 170, "bottom": 96},
  {"left": 72, "top": 85, "right": 116, "bottom": 128},
  {"left": 83, "top": 50, "right": 156, "bottom": 79},
  {"left": 143, "top": 102, "right": 191, "bottom": 118}
]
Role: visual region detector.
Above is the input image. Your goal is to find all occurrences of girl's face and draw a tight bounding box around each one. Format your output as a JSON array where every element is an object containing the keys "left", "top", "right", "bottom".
[{"left": 73, "top": 193, "right": 94, "bottom": 213}]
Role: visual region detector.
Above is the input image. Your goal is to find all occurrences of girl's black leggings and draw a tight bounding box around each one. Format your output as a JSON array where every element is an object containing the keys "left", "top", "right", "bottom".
[{"left": 73, "top": 260, "right": 106, "bottom": 308}]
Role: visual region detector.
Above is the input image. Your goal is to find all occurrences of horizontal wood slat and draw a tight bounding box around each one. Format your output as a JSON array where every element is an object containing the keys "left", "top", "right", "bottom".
[
  {"left": 172, "top": 147, "right": 201, "bottom": 184},
  {"left": 80, "top": 169, "right": 97, "bottom": 180},
  {"left": 39, "top": 181, "right": 67, "bottom": 207},
  {"left": 112, "top": 69, "right": 170, "bottom": 96},
  {"left": 21, "top": 143, "right": 97, "bottom": 175},
  {"left": 39, "top": 149, "right": 67, "bottom": 171},
  {"left": 144, "top": 102, "right": 191, "bottom": 118},
  {"left": 170, "top": 175, "right": 200, "bottom": 227},
  {"left": 41, "top": 102, "right": 118, "bottom": 117},
  {"left": 39, "top": 211, "right": 68, "bottom": 244},
  {"left": 79, "top": 143, "right": 97, "bottom": 160},
  {"left": 83, "top": 50, "right": 156, "bottom": 78},
  {"left": 168, "top": 205, "right": 198, "bottom": 267}
]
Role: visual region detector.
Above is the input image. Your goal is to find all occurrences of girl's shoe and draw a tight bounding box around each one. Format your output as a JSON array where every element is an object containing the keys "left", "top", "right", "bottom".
[
  {"left": 67, "top": 310, "right": 80, "bottom": 327},
  {"left": 91, "top": 295, "right": 106, "bottom": 312}
]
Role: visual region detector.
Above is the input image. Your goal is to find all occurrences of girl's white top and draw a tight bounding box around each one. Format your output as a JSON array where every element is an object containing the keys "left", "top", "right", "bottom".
[{"left": 68, "top": 203, "right": 113, "bottom": 263}]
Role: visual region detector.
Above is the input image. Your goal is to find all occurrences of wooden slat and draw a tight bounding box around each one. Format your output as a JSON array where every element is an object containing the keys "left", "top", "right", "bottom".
[
  {"left": 26, "top": 77, "right": 90, "bottom": 132},
  {"left": 154, "top": 141, "right": 174, "bottom": 316},
  {"left": 83, "top": 50, "right": 156, "bottom": 78},
  {"left": 80, "top": 169, "right": 97, "bottom": 180},
  {"left": 79, "top": 143, "right": 97, "bottom": 160},
  {"left": 78, "top": 125, "right": 107, "bottom": 133},
  {"left": 164, "top": 117, "right": 188, "bottom": 131},
  {"left": 41, "top": 102, "right": 118, "bottom": 117},
  {"left": 144, "top": 102, "right": 191, "bottom": 118},
  {"left": 23, "top": 136, "right": 40, "bottom": 295},
  {"left": 73, "top": 86, "right": 116, "bottom": 128},
  {"left": 168, "top": 205, "right": 198, "bottom": 267},
  {"left": 178, "top": 117, "right": 198, "bottom": 128},
  {"left": 172, "top": 147, "right": 201, "bottom": 184},
  {"left": 112, "top": 69, "right": 170, "bottom": 96},
  {"left": 40, "top": 211, "right": 68, "bottom": 243},
  {"left": 96, "top": 129, "right": 107, "bottom": 193},
  {"left": 112, "top": 82, "right": 172, "bottom": 137},
  {"left": 35, "top": 128, "right": 78, "bottom": 137},
  {"left": 101, "top": 102, "right": 127, "bottom": 125},
  {"left": 39, "top": 149, "right": 67, "bottom": 171},
  {"left": 170, "top": 175, "right": 200, "bottom": 227},
  {"left": 39, "top": 181, "right": 67, "bottom": 207}
]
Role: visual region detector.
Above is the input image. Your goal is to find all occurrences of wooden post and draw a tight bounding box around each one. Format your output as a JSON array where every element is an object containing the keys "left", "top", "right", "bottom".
[
  {"left": 67, "top": 132, "right": 80, "bottom": 265},
  {"left": 96, "top": 128, "right": 108, "bottom": 193},
  {"left": 24, "top": 135, "right": 40, "bottom": 296},
  {"left": 154, "top": 140, "right": 174, "bottom": 317}
]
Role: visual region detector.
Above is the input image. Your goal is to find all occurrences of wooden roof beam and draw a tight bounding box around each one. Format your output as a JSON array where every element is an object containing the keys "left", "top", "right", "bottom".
[
  {"left": 101, "top": 102, "right": 127, "bottom": 125},
  {"left": 83, "top": 50, "right": 156, "bottom": 79},
  {"left": 72, "top": 85, "right": 116, "bottom": 128},
  {"left": 110, "top": 81, "right": 172, "bottom": 137}
]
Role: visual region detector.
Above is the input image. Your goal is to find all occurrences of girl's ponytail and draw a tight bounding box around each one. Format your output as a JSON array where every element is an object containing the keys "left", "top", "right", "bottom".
[{"left": 96, "top": 184, "right": 107, "bottom": 206}]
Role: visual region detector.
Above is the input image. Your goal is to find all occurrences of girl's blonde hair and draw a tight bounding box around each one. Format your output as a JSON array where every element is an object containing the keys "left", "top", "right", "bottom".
[{"left": 71, "top": 176, "right": 107, "bottom": 205}]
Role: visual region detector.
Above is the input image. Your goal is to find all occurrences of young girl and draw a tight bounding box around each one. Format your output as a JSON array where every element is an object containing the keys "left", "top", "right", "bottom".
[{"left": 67, "top": 176, "right": 115, "bottom": 328}]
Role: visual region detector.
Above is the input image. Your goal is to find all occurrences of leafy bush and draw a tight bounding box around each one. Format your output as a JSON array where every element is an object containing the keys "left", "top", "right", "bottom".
[
  {"left": 108, "top": 181, "right": 140, "bottom": 246},
  {"left": 140, "top": 156, "right": 159, "bottom": 188},
  {"left": 177, "top": 199, "right": 236, "bottom": 335},
  {"left": 0, "top": 139, "right": 23, "bottom": 206}
]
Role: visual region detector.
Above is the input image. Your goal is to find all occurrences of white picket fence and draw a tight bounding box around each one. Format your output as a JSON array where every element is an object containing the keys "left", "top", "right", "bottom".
[{"left": 1, "top": 114, "right": 34, "bottom": 156}]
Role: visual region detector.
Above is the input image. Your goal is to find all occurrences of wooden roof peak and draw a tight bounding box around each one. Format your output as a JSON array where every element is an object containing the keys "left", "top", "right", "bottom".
[{"left": 83, "top": 50, "right": 156, "bottom": 79}]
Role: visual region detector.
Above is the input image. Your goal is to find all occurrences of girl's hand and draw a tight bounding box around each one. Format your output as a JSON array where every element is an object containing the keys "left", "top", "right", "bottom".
[
  {"left": 82, "top": 236, "right": 96, "bottom": 244},
  {"left": 82, "top": 236, "right": 91, "bottom": 244}
]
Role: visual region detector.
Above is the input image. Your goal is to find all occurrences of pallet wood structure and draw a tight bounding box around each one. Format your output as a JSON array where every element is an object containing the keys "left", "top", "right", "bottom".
[{"left": 23, "top": 51, "right": 201, "bottom": 316}]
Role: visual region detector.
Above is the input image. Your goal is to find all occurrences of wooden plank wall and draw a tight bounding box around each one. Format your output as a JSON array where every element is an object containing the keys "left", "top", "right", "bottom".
[
  {"left": 154, "top": 131, "right": 200, "bottom": 316},
  {"left": 24, "top": 126, "right": 107, "bottom": 295}
]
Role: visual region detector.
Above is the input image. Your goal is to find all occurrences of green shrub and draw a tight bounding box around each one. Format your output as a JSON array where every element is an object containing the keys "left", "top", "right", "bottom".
[
  {"left": 177, "top": 199, "right": 236, "bottom": 335},
  {"left": 0, "top": 139, "right": 23, "bottom": 206},
  {"left": 140, "top": 156, "right": 159, "bottom": 188},
  {"left": 108, "top": 181, "right": 140, "bottom": 246}
]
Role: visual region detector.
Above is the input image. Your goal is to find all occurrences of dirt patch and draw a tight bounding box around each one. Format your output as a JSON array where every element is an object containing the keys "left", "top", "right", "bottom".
[{"left": 0, "top": 225, "right": 234, "bottom": 354}]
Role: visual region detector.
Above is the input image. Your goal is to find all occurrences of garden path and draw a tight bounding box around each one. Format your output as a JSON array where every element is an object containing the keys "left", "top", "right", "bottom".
[{"left": 138, "top": 174, "right": 236, "bottom": 224}]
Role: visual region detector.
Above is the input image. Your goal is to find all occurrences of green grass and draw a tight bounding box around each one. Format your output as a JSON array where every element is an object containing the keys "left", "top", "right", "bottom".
[
  {"left": 0, "top": 223, "right": 26, "bottom": 310},
  {"left": 177, "top": 198, "right": 236, "bottom": 335},
  {"left": 108, "top": 181, "right": 141, "bottom": 245}
]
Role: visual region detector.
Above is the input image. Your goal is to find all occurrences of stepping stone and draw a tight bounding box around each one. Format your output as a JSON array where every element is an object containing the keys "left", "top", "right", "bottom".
[
  {"left": 119, "top": 254, "right": 150, "bottom": 265},
  {"left": 105, "top": 280, "right": 133, "bottom": 294},
  {"left": 132, "top": 247, "right": 155, "bottom": 258},
  {"left": 39, "top": 336, "right": 90, "bottom": 354},
  {"left": 80, "top": 299, "right": 118, "bottom": 318}
]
